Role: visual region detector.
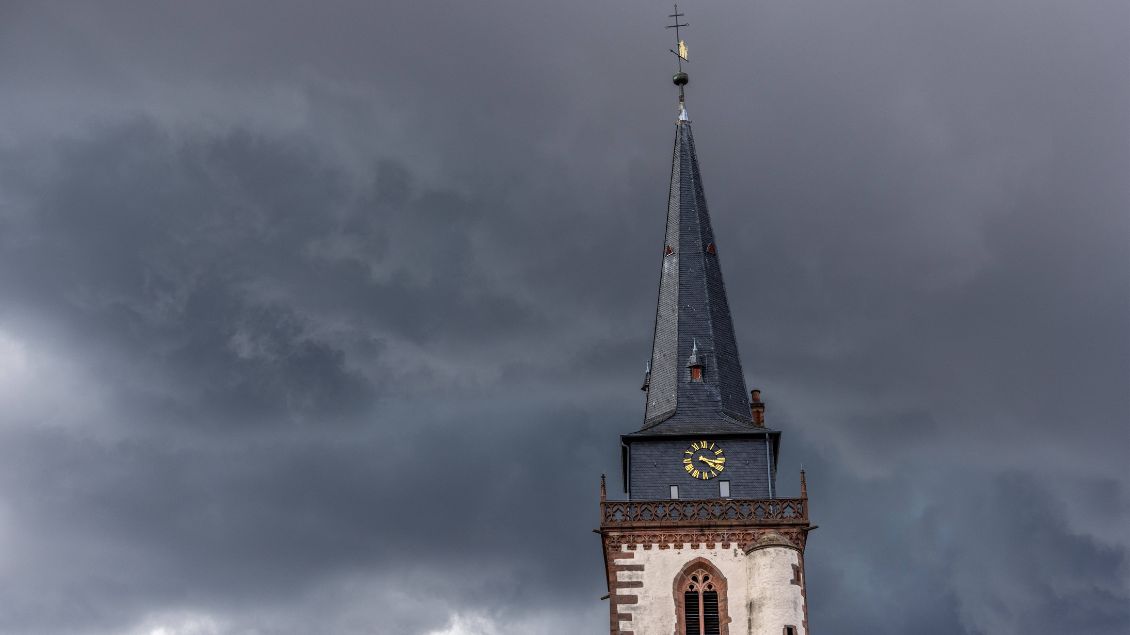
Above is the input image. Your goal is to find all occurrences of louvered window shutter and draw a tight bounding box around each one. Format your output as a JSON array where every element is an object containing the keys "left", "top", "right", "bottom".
[
  {"left": 684, "top": 590, "right": 700, "bottom": 635},
  {"left": 702, "top": 590, "right": 720, "bottom": 635}
]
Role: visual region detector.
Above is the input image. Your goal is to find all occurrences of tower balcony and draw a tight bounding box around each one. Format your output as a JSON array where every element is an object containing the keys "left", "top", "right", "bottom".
[{"left": 600, "top": 497, "right": 808, "bottom": 529}]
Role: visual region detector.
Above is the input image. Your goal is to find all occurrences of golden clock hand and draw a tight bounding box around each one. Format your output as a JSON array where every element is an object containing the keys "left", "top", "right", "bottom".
[{"left": 698, "top": 455, "right": 723, "bottom": 468}]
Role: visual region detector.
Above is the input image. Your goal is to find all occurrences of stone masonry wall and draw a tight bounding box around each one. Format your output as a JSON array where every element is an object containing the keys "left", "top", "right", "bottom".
[{"left": 611, "top": 543, "right": 806, "bottom": 635}]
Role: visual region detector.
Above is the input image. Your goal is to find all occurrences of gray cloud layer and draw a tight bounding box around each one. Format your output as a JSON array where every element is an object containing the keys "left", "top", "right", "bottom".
[{"left": 0, "top": 1, "right": 1126, "bottom": 633}]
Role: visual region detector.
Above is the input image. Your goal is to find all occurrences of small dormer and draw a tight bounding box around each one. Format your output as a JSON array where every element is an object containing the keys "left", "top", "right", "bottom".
[{"left": 687, "top": 339, "right": 705, "bottom": 383}]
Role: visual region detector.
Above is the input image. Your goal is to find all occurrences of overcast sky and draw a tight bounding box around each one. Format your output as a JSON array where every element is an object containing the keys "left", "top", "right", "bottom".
[{"left": 0, "top": 1, "right": 1127, "bottom": 634}]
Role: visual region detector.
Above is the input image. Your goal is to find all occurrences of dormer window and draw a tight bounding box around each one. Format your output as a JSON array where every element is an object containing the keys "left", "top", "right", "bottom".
[{"left": 687, "top": 339, "right": 705, "bottom": 383}]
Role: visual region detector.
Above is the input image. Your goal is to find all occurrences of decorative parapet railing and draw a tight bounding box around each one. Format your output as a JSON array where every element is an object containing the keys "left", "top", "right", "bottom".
[{"left": 600, "top": 497, "right": 808, "bottom": 528}]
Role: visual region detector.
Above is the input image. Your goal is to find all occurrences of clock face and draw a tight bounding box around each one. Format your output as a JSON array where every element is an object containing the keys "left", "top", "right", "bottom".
[{"left": 682, "top": 440, "right": 725, "bottom": 480}]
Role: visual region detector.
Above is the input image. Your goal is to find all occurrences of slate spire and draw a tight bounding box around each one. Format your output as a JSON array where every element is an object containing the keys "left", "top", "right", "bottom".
[{"left": 638, "top": 98, "right": 754, "bottom": 434}]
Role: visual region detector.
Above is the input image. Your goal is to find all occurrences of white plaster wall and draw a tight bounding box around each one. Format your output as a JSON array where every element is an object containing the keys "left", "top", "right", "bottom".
[
  {"left": 617, "top": 545, "right": 749, "bottom": 635},
  {"left": 746, "top": 547, "right": 806, "bottom": 635},
  {"left": 615, "top": 544, "right": 805, "bottom": 635}
]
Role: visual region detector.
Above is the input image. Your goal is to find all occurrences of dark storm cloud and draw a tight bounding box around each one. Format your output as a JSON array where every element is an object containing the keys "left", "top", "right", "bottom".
[
  {"left": 0, "top": 398, "right": 616, "bottom": 633},
  {"left": 0, "top": 119, "right": 559, "bottom": 428},
  {"left": 0, "top": 112, "right": 623, "bottom": 633},
  {"left": 0, "top": 1, "right": 1126, "bottom": 634}
]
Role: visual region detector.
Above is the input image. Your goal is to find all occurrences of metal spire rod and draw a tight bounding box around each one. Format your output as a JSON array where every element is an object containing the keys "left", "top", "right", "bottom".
[{"left": 666, "top": 4, "right": 690, "bottom": 107}]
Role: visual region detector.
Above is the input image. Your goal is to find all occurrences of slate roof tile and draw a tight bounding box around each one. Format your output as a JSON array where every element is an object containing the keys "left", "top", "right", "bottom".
[{"left": 638, "top": 119, "right": 758, "bottom": 436}]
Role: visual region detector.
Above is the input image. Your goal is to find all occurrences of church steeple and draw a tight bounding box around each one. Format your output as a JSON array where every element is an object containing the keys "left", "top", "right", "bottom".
[
  {"left": 639, "top": 50, "right": 754, "bottom": 434},
  {"left": 598, "top": 12, "right": 812, "bottom": 634}
]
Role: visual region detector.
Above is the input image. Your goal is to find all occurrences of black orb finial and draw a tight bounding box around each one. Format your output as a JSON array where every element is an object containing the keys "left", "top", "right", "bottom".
[{"left": 673, "top": 72, "right": 689, "bottom": 87}]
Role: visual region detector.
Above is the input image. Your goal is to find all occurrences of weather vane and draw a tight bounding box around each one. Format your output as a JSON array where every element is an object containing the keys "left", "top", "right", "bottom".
[{"left": 666, "top": 4, "right": 690, "bottom": 114}]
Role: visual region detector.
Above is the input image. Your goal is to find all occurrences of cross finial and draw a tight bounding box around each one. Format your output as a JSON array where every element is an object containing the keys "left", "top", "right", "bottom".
[
  {"left": 666, "top": 4, "right": 690, "bottom": 109},
  {"left": 666, "top": 4, "right": 689, "bottom": 72}
]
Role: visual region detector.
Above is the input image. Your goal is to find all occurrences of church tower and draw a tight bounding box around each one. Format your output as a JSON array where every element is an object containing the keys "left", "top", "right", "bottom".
[{"left": 598, "top": 10, "right": 812, "bottom": 635}]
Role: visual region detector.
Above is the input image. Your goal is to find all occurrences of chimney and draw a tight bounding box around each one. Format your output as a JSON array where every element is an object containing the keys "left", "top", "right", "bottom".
[{"left": 750, "top": 388, "right": 765, "bottom": 426}]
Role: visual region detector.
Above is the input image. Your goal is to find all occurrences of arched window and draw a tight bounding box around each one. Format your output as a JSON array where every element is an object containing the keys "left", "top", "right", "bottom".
[{"left": 673, "top": 558, "right": 730, "bottom": 635}]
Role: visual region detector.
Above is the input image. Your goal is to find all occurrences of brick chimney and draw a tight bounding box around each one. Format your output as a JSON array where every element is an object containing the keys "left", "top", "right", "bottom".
[{"left": 750, "top": 388, "right": 765, "bottom": 427}]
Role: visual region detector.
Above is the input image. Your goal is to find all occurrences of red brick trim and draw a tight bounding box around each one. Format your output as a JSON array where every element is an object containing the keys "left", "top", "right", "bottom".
[
  {"left": 606, "top": 527, "right": 807, "bottom": 552},
  {"left": 612, "top": 563, "right": 645, "bottom": 572},
  {"left": 605, "top": 545, "right": 642, "bottom": 635}
]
